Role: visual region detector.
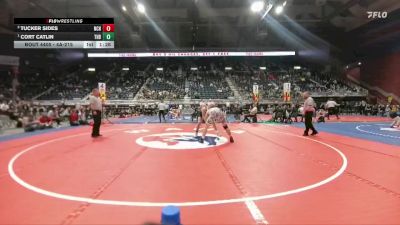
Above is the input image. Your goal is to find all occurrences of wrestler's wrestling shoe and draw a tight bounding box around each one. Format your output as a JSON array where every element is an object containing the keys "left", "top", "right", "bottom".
[{"left": 230, "top": 136, "right": 234, "bottom": 143}]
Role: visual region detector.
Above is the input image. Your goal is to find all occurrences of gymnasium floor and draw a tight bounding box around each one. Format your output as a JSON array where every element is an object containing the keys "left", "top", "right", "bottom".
[{"left": 0, "top": 116, "right": 399, "bottom": 224}]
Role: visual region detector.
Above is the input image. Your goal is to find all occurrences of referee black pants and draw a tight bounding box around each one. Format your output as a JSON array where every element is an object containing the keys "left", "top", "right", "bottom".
[
  {"left": 304, "top": 111, "right": 317, "bottom": 135},
  {"left": 159, "top": 110, "right": 166, "bottom": 123},
  {"left": 92, "top": 110, "right": 102, "bottom": 136}
]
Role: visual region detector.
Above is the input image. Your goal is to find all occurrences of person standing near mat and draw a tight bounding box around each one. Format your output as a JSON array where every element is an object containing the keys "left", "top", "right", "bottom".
[
  {"left": 89, "top": 88, "right": 103, "bottom": 138},
  {"left": 195, "top": 101, "right": 207, "bottom": 136},
  {"left": 158, "top": 100, "right": 167, "bottom": 123},
  {"left": 302, "top": 91, "right": 318, "bottom": 136},
  {"left": 199, "top": 102, "right": 234, "bottom": 143}
]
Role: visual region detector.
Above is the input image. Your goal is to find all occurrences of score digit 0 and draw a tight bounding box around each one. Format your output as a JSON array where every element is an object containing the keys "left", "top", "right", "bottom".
[
  {"left": 102, "top": 24, "right": 114, "bottom": 32},
  {"left": 102, "top": 32, "right": 115, "bottom": 41}
]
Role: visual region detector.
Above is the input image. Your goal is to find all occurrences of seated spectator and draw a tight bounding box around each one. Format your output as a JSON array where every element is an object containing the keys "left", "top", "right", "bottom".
[
  {"left": 69, "top": 110, "right": 79, "bottom": 126},
  {"left": 61, "top": 107, "right": 71, "bottom": 121},
  {"left": 289, "top": 105, "right": 298, "bottom": 122},
  {"left": 260, "top": 106, "right": 265, "bottom": 114},
  {"left": 242, "top": 104, "right": 258, "bottom": 123},
  {"left": 276, "top": 106, "right": 284, "bottom": 122},
  {"left": 317, "top": 109, "right": 326, "bottom": 123},
  {"left": 79, "top": 108, "right": 89, "bottom": 125},
  {"left": 0, "top": 101, "right": 10, "bottom": 114},
  {"left": 282, "top": 105, "right": 292, "bottom": 124},
  {"left": 48, "top": 106, "right": 61, "bottom": 127},
  {"left": 23, "top": 115, "right": 40, "bottom": 132},
  {"left": 39, "top": 113, "right": 53, "bottom": 129}
]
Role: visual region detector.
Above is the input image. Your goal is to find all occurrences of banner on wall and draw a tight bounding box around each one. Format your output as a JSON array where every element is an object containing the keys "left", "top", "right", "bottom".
[
  {"left": 98, "top": 82, "right": 107, "bottom": 100},
  {"left": 252, "top": 84, "right": 260, "bottom": 103},
  {"left": 88, "top": 51, "right": 296, "bottom": 58},
  {"left": 283, "top": 82, "right": 291, "bottom": 102}
]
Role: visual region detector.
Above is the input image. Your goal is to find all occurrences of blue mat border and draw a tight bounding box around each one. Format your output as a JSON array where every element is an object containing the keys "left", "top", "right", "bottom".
[{"left": 291, "top": 122, "right": 400, "bottom": 146}]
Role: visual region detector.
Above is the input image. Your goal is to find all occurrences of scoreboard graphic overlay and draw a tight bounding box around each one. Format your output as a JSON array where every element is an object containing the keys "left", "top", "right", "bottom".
[{"left": 14, "top": 18, "right": 114, "bottom": 49}]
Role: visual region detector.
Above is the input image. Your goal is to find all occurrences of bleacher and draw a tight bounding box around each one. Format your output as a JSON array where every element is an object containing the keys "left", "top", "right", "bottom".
[
  {"left": 107, "top": 70, "right": 147, "bottom": 100},
  {"left": 138, "top": 71, "right": 186, "bottom": 100},
  {"left": 187, "top": 71, "right": 233, "bottom": 99},
  {"left": 1, "top": 60, "right": 369, "bottom": 104}
]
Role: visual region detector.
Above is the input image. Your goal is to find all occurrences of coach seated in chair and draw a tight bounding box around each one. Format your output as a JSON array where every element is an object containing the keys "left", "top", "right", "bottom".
[{"left": 242, "top": 104, "right": 258, "bottom": 123}]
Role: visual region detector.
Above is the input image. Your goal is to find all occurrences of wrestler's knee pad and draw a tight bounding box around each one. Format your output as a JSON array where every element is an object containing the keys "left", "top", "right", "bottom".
[{"left": 223, "top": 124, "right": 228, "bottom": 130}]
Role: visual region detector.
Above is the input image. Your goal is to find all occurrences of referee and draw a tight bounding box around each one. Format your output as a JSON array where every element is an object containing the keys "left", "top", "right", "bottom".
[
  {"left": 89, "top": 88, "right": 103, "bottom": 137},
  {"left": 158, "top": 100, "right": 167, "bottom": 123},
  {"left": 303, "top": 91, "right": 318, "bottom": 136}
]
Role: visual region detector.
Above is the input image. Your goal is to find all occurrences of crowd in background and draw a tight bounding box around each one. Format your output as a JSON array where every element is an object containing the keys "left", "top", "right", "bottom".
[
  {"left": 1, "top": 98, "right": 398, "bottom": 134},
  {"left": 186, "top": 70, "right": 233, "bottom": 99},
  {"left": 136, "top": 66, "right": 233, "bottom": 100},
  {"left": 138, "top": 70, "right": 186, "bottom": 100},
  {"left": 0, "top": 60, "right": 398, "bottom": 134},
  {"left": 0, "top": 101, "right": 91, "bottom": 133},
  {"left": 229, "top": 64, "right": 366, "bottom": 101},
  {"left": 1, "top": 61, "right": 368, "bottom": 103},
  {"left": 260, "top": 101, "right": 400, "bottom": 124}
]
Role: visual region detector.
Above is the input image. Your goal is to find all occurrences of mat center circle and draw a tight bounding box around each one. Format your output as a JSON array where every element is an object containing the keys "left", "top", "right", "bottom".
[{"left": 136, "top": 132, "right": 228, "bottom": 150}]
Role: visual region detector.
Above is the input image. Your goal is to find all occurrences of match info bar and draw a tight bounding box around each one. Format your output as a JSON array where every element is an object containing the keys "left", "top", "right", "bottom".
[
  {"left": 87, "top": 51, "right": 296, "bottom": 58},
  {"left": 14, "top": 18, "right": 114, "bottom": 49}
]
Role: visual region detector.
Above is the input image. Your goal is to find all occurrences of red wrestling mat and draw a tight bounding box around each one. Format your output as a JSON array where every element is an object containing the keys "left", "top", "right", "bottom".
[{"left": 0, "top": 123, "right": 399, "bottom": 224}]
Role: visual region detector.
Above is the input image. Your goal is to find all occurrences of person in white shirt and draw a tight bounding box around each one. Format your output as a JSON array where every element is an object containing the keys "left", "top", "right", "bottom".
[
  {"left": 48, "top": 105, "right": 61, "bottom": 127},
  {"left": 79, "top": 106, "right": 89, "bottom": 125},
  {"left": 303, "top": 92, "right": 318, "bottom": 136},
  {"left": 0, "top": 102, "right": 9, "bottom": 112},
  {"left": 158, "top": 100, "right": 168, "bottom": 123},
  {"left": 325, "top": 99, "right": 340, "bottom": 120},
  {"left": 89, "top": 88, "right": 103, "bottom": 137},
  {"left": 242, "top": 104, "right": 258, "bottom": 123}
]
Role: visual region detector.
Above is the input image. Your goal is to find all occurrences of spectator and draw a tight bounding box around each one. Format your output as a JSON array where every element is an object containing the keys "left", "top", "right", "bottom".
[
  {"left": 48, "top": 106, "right": 61, "bottom": 127},
  {"left": 242, "top": 104, "right": 258, "bottom": 123},
  {"left": 79, "top": 107, "right": 89, "bottom": 125},
  {"left": 38, "top": 113, "right": 53, "bottom": 129},
  {"left": 69, "top": 110, "right": 79, "bottom": 126},
  {"left": 317, "top": 109, "right": 326, "bottom": 123},
  {"left": 325, "top": 99, "right": 340, "bottom": 120}
]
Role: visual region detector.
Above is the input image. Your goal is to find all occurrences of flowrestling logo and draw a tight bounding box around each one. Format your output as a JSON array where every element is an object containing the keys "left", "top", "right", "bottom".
[
  {"left": 367, "top": 11, "right": 388, "bottom": 19},
  {"left": 136, "top": 132, "right": 228, "bottom": 150}
]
